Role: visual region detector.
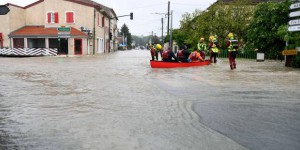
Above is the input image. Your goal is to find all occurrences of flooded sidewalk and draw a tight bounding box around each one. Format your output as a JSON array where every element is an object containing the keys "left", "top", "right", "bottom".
[{"left": 0, "top": 50, "right": 299, "bottom": 150}]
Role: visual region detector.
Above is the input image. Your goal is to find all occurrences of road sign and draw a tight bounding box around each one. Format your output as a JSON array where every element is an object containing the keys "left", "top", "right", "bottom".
[
  {"left": 290, "top": 2, "right": 300, "bottom": 10},
  {"left": 282, "top": 49, "right": 298, "bottom": 55},
  {"left": 288, "top": 25, "right": 300, "bottom": 32},
  {"left": 57, "top": 27, "right": 70, "bottom": 31},
  {"left": 57, "top": 35, "right": 71, "bottom": 38},
  {"left": 0, "top": 5, "right": 10, "bottom": 15},
  {"left": 289, "top": 19, "right": 300, "bottom": 25},
  {"left": 289, "top": 10, "right": 300, "bottom": 17},
  {"left": 57, "top": 27, "right": 70, "bottom": 38},
  {"left": 58, "top": 31, "right": 70, "bottom": 35}
]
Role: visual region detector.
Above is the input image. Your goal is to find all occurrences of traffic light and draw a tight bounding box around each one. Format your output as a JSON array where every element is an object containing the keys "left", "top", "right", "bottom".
[{"left": 130, "top": 12, "right": 133, "bottom": 20}]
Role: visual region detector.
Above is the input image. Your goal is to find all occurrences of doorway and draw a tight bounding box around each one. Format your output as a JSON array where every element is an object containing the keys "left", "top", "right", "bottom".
[
  {"left": 0, "top": 33, "right": 2, "bottom": 48},
  {"left": 98, "top": 38, "right": 104, "bottom": 53},
  {"left": 57, "top": 38, "right": 68, "bottom": 55},
  {"left": 74, "top": 39, "right": 82, "bottom": 55}
]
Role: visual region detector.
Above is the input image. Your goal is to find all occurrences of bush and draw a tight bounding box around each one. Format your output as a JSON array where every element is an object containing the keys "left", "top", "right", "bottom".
[{"left": 292, "top": 54, "right": 300, "bottom": 68}]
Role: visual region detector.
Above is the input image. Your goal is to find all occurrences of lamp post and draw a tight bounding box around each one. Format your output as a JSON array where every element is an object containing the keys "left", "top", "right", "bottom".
[
  {"left": 93, "top": 2, "right": 96, "bottom": 55},
  {"left": 151, "top": 13, "right": 167, "bottom": 45}
]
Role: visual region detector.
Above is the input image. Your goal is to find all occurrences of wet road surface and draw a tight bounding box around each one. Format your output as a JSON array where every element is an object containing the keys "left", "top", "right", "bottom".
[{"left": 0, "top": 50, "right": 299, "bottom": 150}]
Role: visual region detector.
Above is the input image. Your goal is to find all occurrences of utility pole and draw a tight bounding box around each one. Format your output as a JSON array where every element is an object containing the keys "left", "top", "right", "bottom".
[
  {"left": 93, "top": 3, "right": 96, "bottom": 54},
  {"left": 170, "top": 10, "right": 173, "bottom": 48},
  {"left": 151, "top": 13, "right": 166, "bottom": 45},
  {"left": 167, "top": 1, "right": 170, "bottom": 36},
  {"left": 161, "top": 18, "right": 164, "bottom": 44}
]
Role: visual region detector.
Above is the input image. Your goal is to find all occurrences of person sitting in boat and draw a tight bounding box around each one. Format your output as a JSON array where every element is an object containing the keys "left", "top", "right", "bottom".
[
  {"left": 162, "top": 47, "right": 179, "bottom": 62},
  {"left": 189, "top": 48, "right": 204, "bottom": 62},
  {"left": 177, "top": 45, "right": 191, "bottom": 62}
]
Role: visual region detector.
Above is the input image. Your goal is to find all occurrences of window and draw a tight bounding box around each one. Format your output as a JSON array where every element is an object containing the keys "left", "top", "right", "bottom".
[
  {"left": 97, "top": 14, "right": 100, "bottom": 26},
  {"left": 66, "top": 12, "right": 74, "bottom": 24},
  {"left": 13, "top": 38, "right": 24, "bottom": 48},
  {"left": 47, "top": 12, "right": 59, "bottom": 23},
  {"left": 102, "top": 16, "right": 105, "bottom": 27},
  {"left": 49, "top": 38, "right": 59, "bottom": 49},
  {"left": 0, "top": 33, "right": 3, "bottom": 48},
  {"left": 27, "top": 38, "right": 45, "bottom": 48}
]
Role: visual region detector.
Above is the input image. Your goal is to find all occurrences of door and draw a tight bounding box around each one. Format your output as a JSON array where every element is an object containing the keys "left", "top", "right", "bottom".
[
  {"left": 74, "top": 39, "right": 82, "bottom": 55},
  {"left": 0, "top": 33, "right": 3, "bottom": 48},
  {"left": 58, "top": 38, "right": 68, "bottom": 55},
  {"left": 98, "top": 38, "right": 104, "bottom": 53}
]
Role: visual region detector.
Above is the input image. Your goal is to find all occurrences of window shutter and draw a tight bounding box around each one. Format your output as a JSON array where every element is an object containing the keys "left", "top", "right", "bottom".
[
  {"left": 97, "top": 14, "right": 100, "bottom": 26},
  {"left": 70, "top": 12, "right": 74, "bottom": 23},
  {"left": 66, "top": 12, "right": 74, "bottom": 23},
  {"left": 54, "top": 12, "right": 59, "bottom": 23},
  {"left": 47, "top": 13, "right": 51, "bottom": 23},
  {"left": 66, "top": 12, "right": 70, "bottom": 23},
  {"left": 54, "top": 12, "right": 58, "bottom": 23},
  {"left": 102, "top": 16, "right": 105, "bottom": 27}
]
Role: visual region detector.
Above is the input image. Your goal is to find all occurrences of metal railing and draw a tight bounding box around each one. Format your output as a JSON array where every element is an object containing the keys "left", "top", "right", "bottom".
[
  {"left": 0, "top": 48, "right": 58, "bottom": 56},
  {"left": 218, "top": 49, "right": 256, "bottom": 59}
]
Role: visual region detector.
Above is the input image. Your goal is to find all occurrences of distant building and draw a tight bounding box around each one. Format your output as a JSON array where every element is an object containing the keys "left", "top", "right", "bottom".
[{"left": 0, "top": 0, "right": 117, "bottom": 56}]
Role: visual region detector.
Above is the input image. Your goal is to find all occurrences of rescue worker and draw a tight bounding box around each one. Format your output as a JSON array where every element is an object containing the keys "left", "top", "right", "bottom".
[
  {"left": 156, "top": 44, "right": 163, "bottom": 59},
  {"left": 177, "top": 45, "right": 191, "bottom": 62},
  {"left": 208, "top": 35, "right": 220, "bottom": 63},
  {"left": 226, "top": 32, "right": 239, "bottom": 70},
  {"left": 189, "top": 48, "right": 204, "bottom": 62},
  {"left": 150, "top": 45, "right": 157, "bottom": 60},
  {"left": 162, "top": 47, "right": 179, "bottom": 62},
  {"left": 197, "top": 37, "right": 208, "bottom": 60}
]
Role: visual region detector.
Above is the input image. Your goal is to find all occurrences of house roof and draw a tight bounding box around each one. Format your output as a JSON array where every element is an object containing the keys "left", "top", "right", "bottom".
[{"left": 9, "top": 26, "right": 87, "bottom": 38}]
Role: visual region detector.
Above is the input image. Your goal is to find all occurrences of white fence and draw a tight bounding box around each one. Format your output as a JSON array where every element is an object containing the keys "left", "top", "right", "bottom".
[{"left": 0, "top": 48, "right": 58, "bottom": 56}]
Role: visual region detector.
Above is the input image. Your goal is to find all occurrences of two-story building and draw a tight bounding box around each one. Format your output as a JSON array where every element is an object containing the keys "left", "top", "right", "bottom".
[{"left": 0, "top": 0, "right": 117, "bottom": 56}]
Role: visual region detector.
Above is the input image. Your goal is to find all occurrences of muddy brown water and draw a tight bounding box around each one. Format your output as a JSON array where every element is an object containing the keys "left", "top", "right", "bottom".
[{"left": 0, "top": 50, "right": 299, "bottom": 150}]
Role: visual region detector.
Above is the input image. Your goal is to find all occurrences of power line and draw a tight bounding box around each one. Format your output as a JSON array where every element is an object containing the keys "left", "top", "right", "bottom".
[{"left": 115, "top": 3, "right": 167, "bottom": 11}]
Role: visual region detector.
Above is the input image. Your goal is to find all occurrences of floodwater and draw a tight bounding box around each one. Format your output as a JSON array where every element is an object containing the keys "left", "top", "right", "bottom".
[{"left": 0, "top": 50, "right": 299, "bottom": 150}]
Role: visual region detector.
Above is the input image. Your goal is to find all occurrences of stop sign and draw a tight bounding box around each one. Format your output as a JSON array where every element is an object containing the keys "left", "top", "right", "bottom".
[{"left": 0, "top": 5, "right": 10, "bottom": 15}]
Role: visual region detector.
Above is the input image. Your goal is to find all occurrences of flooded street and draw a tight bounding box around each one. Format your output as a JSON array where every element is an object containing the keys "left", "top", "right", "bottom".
[{"left": 0, "top": 50, "right": 299, "bottom": 150}]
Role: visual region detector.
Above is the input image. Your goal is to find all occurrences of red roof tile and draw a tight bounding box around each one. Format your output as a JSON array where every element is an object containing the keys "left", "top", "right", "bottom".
[{"left": 9, "top": 26, "right": 87, "bottom": 37}]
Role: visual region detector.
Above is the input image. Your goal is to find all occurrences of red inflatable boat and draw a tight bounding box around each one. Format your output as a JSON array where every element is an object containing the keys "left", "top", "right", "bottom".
[{"left": 150, "top": 60, "right": 210, "bottom": 68}]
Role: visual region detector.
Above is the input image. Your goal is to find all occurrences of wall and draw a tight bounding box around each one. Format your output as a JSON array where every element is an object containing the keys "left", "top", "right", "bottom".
[
  {"left": 0, "top": 5, "right": 26, "bottom": 47},
  {"left": 26, "top": 2, "right": 45, "bottom": 25}
]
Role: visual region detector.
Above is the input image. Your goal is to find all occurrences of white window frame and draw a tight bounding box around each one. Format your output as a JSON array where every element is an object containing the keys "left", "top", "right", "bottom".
[{"left": 47, "top": 11, "right": 55, "bottom": 23}]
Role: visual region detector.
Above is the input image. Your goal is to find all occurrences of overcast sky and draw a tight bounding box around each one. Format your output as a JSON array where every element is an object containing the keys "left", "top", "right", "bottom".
[{"left": 1, "top": 0, "right": 217, "bottom": 36}]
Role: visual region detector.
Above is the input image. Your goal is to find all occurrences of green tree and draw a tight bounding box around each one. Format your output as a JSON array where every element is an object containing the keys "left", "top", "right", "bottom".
[
  {"left": 120, "top": 24, "right": 133, "bottom": 48},
  {"left": 245, "top": 0, "right": 291, "bottom": 59},
  {"left": 174, "top": 0, "right": 253, "bottom": 49}
]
